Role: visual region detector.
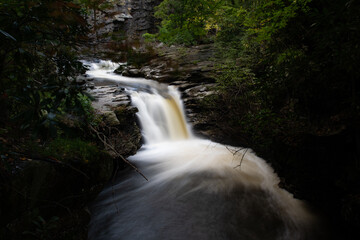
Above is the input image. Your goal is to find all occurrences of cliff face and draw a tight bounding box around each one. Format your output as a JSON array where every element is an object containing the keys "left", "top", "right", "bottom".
[
  {"left": 89, "top": 0, "right": 162, "bottom": 42},
  {"left": 123, "top": 0, "right": 162, "bottom": 39}
]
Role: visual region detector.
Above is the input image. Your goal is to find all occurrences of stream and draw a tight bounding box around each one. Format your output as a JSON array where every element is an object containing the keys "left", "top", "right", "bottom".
[{"left": 84, "top": 60, "right": 324, "bottom": 240}]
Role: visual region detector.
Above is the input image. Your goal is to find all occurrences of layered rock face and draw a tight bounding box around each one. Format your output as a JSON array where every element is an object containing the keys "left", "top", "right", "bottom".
[
  {"left": 123, "top": 0, "right": 162, "bottom": 39},
  {"left": 86, "top": 83, "right": 142, "bottom": 157},
  {"left": 89, "top": 0, "right": 162, "bottom": 41},
  {"left": 112, "top": 43, "right": 221, "bottom": 141}
]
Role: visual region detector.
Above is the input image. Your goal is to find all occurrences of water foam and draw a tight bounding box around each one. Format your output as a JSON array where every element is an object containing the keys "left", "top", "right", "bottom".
[{"left": 86, "top": 60, "right": 321, "bottom": 240}]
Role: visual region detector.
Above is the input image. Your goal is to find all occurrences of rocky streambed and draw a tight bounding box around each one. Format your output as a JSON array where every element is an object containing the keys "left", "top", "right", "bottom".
[
  {"left": 85, "top": 61, "right": 222, "bottom": 145},
  {"left": 93, "top": 43, "right": 229, "bottom": 141}
]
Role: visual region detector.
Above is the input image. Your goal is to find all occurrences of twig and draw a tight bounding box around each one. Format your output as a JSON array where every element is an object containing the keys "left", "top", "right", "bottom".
[
  {"left": 225, "top": 146, "right": 243, "bottom": 156},
  {"left": 89, "top": 125, "right": 148, "bottom": 181},
  {"left": 234, "top": 148, "right": 249, "bottom": 170}
]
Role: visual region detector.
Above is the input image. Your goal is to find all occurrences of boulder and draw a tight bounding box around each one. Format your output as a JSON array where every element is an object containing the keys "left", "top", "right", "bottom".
[
  {"left": 102, "top": 111, "right": 121, "bottom": 126},
  {"left": 87, "top": 85, "right": 142, "bottom": 158},
  {"left": 114, "top": 64, "right": 128, "bottom": 74}
]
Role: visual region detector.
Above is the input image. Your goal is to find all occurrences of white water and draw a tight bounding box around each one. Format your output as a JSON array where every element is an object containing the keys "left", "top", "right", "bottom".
[{"left": 86, "top": 60, "right": 322, "bottom": 240}]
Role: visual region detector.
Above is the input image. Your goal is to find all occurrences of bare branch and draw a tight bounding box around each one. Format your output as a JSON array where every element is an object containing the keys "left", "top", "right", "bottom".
[
  {"left": 234, "top": 148, "right": 249, "bottom": 170},
  {"left": 89, "top": 125, "right": 148, "bottom": 181},
  {"left": 225, "top": 145, "right": 244, "bottom": 156}
]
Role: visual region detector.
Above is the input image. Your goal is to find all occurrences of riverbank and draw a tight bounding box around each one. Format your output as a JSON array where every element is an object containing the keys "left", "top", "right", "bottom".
[
  {"left": 0, "top": 68, "right": 142, "bottom": 239},
  {"left": 104, "top": 42, "right": 360, "bottom": 239},
  {"left": 1, "top": 45, "right": 358, "bottom": 239}
]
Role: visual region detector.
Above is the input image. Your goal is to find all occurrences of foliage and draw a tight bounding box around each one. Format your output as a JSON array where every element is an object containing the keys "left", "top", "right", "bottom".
[
  {"left": 207, "top": 0, "right": 360, "bottom": 148},
  {"left": 0, "top": 133, "right": 112, "bottom": 239},
  {"left": 214, "top": 5, "right": 247, "bottom": 52},
  {"left": 142, "top": 33, "right": 157, "bottom": 43},
  {"left": 252, "top": 0, "right": 359, "bottom": 118},
  {"left": 44, "top": 137, "right": 105, "bottom": 164},
  {"left": 23, "top": 216, "right": 60, "bottom": 240},
  {"left": 0, "top": 0, "right": 91, "bottom": 138},
  {"left": 74, "top": 0, "right": 116, "bottom": 40},
  {"left": 126, "top": 44, "right": 157, "bottom": 68},
  {"left": 189, "top": 4, "right": 360, "bottom": 234},
  {"left": 151, "top": 0, "right": 360, "bottom": 165},
  {"left": 153, "top": 0, "right": 222, "bottom": 45},
  {"left": 244, "top": 0, "right": 312, "bottom": 42}
]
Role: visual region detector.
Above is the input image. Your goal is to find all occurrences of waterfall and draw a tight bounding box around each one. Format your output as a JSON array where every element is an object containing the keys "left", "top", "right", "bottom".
[
  {"left": 85, "top": 60, "right": 324, "bottom": 240},
  {"left": 130, "top": 89, "right": 190, "bottom": 143}
]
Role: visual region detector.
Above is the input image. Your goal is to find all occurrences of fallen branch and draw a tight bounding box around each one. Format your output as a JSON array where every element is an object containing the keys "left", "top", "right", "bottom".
[
  {"left": 225, "top": 146, "right": 249, "bottom": 170},
  {"left": 89, "top": 125, "right": 148, "bottom": 181},
  {"left": 226, "top": 146, "right": 244, "bottom": 156},
  {"left": 234, "top": 148, "right": 249, "bottom": 170}
]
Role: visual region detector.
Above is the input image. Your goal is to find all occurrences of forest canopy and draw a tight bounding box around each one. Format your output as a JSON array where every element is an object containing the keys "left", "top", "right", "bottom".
[
  {"left": 150, "top": 0, "right": 360, "bottom": 150},
  {"left": 149, "top": 4, "right": 360, "bottom": 236}
]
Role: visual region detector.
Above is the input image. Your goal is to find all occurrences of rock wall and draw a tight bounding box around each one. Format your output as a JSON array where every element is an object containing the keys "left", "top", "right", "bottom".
[
  {"left": 90, "top": 0, "right": 162, "bottom": 41},
  {"left": 87, "top": 84, "right": 142, "bottom": 157},
  {"left": 111, "top": 43, "right": 227, "bottom": 142},
  {"left": 123, "top": 0, "right": 162, "bottom": 39}
]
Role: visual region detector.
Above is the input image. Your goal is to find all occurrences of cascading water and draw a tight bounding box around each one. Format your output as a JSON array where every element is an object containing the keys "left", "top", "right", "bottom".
[
  {"left": 85, "top": 60, "right": 324, "bottom": 240},
  {"left": 130, "top": 89, "right": 190, "bottom": 143}
]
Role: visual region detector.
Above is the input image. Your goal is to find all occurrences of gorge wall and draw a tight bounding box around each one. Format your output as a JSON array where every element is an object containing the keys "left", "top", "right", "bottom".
[{"left": 90, "top": 0, "right": 162, "bottom": 41}]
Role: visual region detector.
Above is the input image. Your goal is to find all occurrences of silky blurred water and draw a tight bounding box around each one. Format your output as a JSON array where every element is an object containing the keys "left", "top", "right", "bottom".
[{"left": 86, "top": 60, "right": 323, "bottom": 240}]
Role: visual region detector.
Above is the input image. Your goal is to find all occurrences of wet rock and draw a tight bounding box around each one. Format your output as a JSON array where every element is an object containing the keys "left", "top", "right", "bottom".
[
  {"left": 76, "top": 75, "right": 88, "bottom": 84},
  {"left": 114, "top": 106, "right": 138, "bottom": 126},
  {"left": 102, "top": 111, "right": 121, "bottom": 126},
  {"left": 121, "top": 69, "right": 130, "bottom": 77},
  {"left": 112, "top": 95, "right": 130, "bottom": 104},
  {"left": 114, "top": 64, "right": 128, "bottom": 74},
  {"left": 131, "top": 43, "right": 217, "bottom": 83},
  {"left": 171, "top": 82, "right": 219, "bottom": 141},
  {"left": 183, "top": 84, "right": 216, "bottom": 98},
  {"left": 86, "top": 82, "right": 95, "bottom": 89},
  {"left": 127, "top": 68, "right": 143, "bottom": 77},
  {"left": 89, "top": 86, "right": 131, "bottom": 112},
  {"left": 177, "top": 82, "right": 201, "bottom": 92},
  {"left": 87, "top": 85, "right": 142, "bottom": 158}
]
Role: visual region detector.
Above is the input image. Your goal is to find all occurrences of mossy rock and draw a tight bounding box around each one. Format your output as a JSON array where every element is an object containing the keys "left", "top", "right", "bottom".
[
  {"left": 102, "top": 111, "right": 121, "bottom": 126},
  {"left": 114, "top": 106, "right": 138, "bottom": 127}
]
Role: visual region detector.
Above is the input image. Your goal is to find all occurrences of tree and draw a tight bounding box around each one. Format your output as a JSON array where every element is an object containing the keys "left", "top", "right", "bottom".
[
  {"left": 75, "top": 0, "right": 116, "bottom": 42},
  {"left": 0, "top": 0, "right": 90, "bottom": 136},
  {"left": 154, "top": 0, "right": 222, "bottom": 45}
]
